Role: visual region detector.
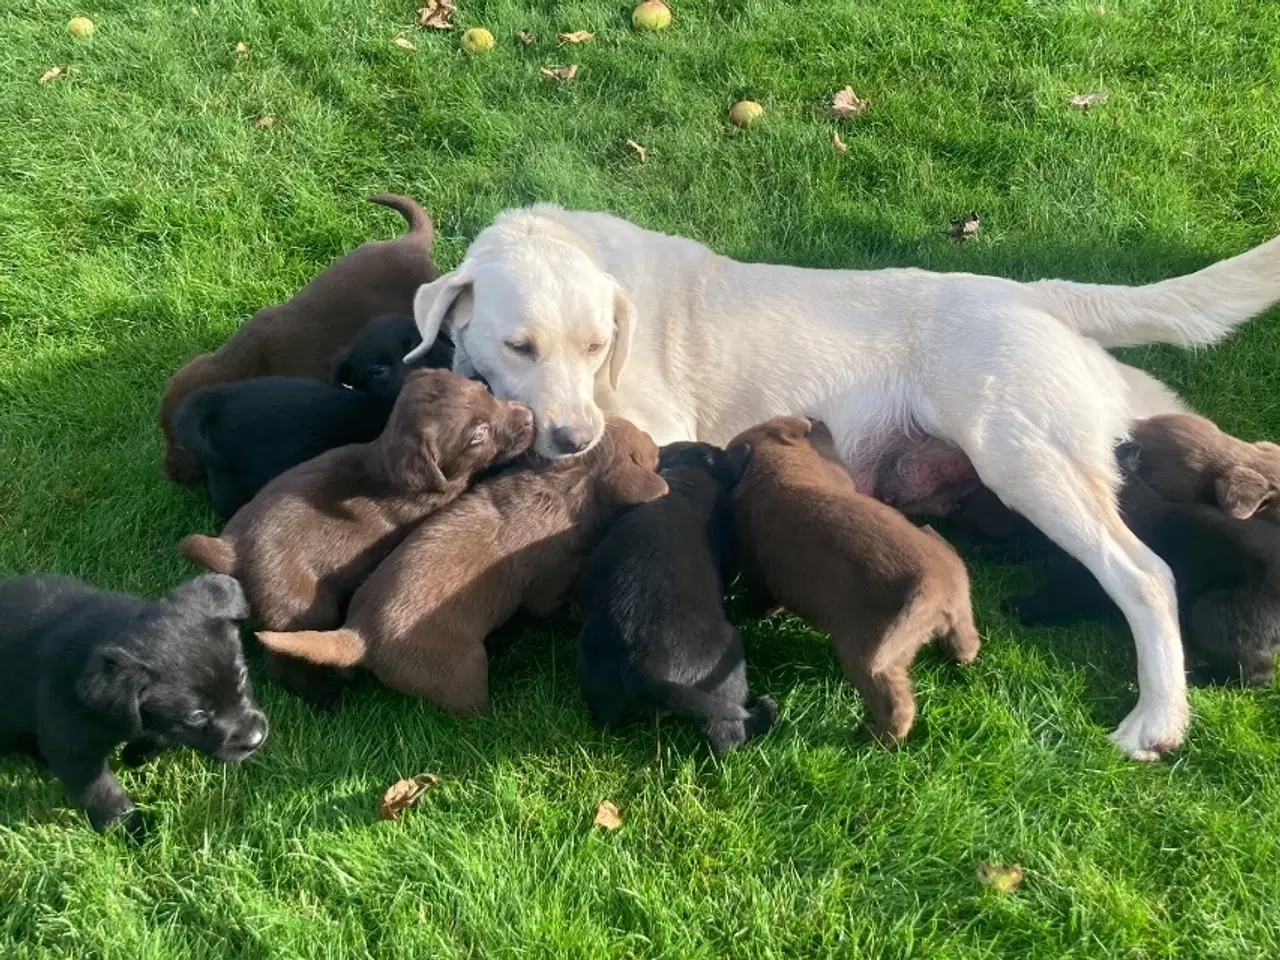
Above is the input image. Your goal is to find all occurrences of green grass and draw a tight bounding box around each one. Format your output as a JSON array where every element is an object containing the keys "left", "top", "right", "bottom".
[{"left": 3, "top": 0, "right": 1280, "bottom": 956}]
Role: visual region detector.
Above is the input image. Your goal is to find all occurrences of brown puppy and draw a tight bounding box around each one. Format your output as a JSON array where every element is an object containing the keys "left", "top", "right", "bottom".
[
  {"left": 161, "top": 194, "right": 441, "bottom": 484},
  {"left": 255, "top": 418, "right": 669, "bottom": 716},
  {"left": 180, "top": 370, "right": 533, "bottom": 635},
  {"left": 1130, "top": 413, "right": 1280, "bottom": 523},
  {"left": 728, "top": 416, "right": 980, "bottom": 745}
]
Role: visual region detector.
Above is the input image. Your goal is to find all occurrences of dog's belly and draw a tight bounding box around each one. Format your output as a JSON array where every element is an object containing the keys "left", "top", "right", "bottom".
[{"left": 870, "top": 433, "right": 980, "bottom": 516}]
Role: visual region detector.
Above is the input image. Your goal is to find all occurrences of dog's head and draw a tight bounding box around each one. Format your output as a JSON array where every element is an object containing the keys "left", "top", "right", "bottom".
[
  {"left": 727, "top": 415, "right": 816, "bottom": 455},
  {"left": 658, "top": 441, "right": 753, "bottom": 491},
  {"left": 1224, "top": 440, "right": 1280, "bottom": 523},
  {"left": 588, "top": 417, "right": 670, "bottom": 507},
  {"left": 78, "top": 574, "right": 268, "bottom": 763},
  {"left": 331, "top": 313, "right": 453, "bottom": 397},
  {"left": 379, "top": 368, "right": 535, "bottom": 492},
  {"left": 405, "top": 215, "right": 635, "bottom": 460}
]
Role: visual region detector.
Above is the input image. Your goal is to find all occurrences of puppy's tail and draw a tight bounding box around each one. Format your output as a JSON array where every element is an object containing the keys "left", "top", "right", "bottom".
[
  {"left": 1030, "top": 232, "right": 1280, "bottom": 348},
  {"left": 370, "top": 194, "right": 435, "bottom": 249},
  {"left": 180, "top": 534, "right": 237, "bottom": 576},
  {"left": 256, "top": 628, "right": 367, "bottom": 668}
]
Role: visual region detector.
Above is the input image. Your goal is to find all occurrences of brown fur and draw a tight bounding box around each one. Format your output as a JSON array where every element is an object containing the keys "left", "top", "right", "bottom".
[
  {"left": 255, "top": 418, "right": 669, "bottom": 716},
  {"left": 1130, "top": 413, "right": 1280, "bottom": 523},
  {"left": 728, "top": 416, "right": 980, "bottom": 745},
  {"left": 179, "top": 370, "right": 533, "bottom": 639},
  {"left": 161, "top": 195, "right": 441, "bottom": 484}
]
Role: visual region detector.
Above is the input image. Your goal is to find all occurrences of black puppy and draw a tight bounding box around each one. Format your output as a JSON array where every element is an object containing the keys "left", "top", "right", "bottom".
[
  {"left": 1009, "top": 446, "right": 1280, "bottom": 686},
  {"left": 0, "top": 573, "right": 268, "bottom": 835},
  {"left": 576, "top": 441, "right": 777, "bottom": 753},
  {"left": 330, "top": 313, "right": 453, "bottom": 396}
]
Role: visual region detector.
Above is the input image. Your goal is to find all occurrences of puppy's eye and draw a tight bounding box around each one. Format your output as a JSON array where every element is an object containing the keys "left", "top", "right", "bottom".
[
  {"left": 368, "top": 363, "right": 391, "bottom": 380},
  {"left": 585, "top": 342, "right": 605, "bottom": 356},
  {"left": 504, "top": 340, "right": 537, "bottom": 359},
  {"left": 184, "top": 710, "right": 209, "bottom": 728},
  {"left": 468, "top": 423, "right": 492, "bottom": 447}
]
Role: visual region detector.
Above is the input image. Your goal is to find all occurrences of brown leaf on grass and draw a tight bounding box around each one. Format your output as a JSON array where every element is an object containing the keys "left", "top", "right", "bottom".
[
  {"left": 830, "top": 86, "right": 869, "bottom": 119},
  {"left": 832, "top": 130, "right": 848, "bottom": 154},
  {"left": 948, "top": 211, "right": 980, "bottom": 240},
  {"left": 380, "top": 773, "right": 441, "bottom": 820},
  {"left": 234, "top": 42, "right": 250, "bottom": 58},
  {"left": 518, "top": 29, "right": 535, "bottom": 45},
  {"left": 394, "top": 35, "right": 417, "bottom": 51},
  {"left": 540, "top": 64, "right": 578, "bottom": 82},
  {"left": 558, "top": 30, "right": 594, "bottom": 44},
  {"left": 977, "top": 862, "right": 1025, "bottom": 893},
  {"left": 253, "top": 114, "right": 275, "bottom": 129},
  {"left": 37, "top": 66, "right": 65, "bottom": 85},
  {"left": 593, "top": 800, "right": 622, "bottom": 831},
  {"left": 624, "top": 138, "right": 647, "bottom": 162},
  {"left": 1069, "top": 91, "right": 1108, "bottom": 110},
  {"left": 417, "top": 0, "right": 456, "bottom": 30}
]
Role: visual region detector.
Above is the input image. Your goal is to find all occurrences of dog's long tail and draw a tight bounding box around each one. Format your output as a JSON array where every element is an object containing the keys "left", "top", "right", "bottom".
[
  {"left": 256, "top": 628, "right": 367, "bottom": 668},
  {"left": 370, "top": 194, "right": 435, "bottom": 249},
  {"left": 180, "top": 534, "right": 237, "bottom": 576},
  {"left": 1030, "top": 232, "right": 1280, "bottom": 348}
]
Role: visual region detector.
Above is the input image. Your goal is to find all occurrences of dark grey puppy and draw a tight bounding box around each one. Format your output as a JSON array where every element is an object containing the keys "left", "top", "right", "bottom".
[
  {"left": 576, "top": 441, "right": 777, "bottom": 753},
  {"left": 0, "top": 573, "right": 267, "bottom": 835},
  {"left": 330, "top": 312, "right": 453, "bottom": 396}
]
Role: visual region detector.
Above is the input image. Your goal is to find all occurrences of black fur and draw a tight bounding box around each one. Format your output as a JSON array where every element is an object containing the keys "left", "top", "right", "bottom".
[
  {"left": 1008, "top": 447, "right": 1280, "bottom": 686},
  {"left": 330, "top": 313, "right": 453, "bottom": 396},
  {"left": 576, "top": 441, "right": 776, "bottom": 753},
  {"left": 0, "top": 573, "right": 268, "bottom": 835}
]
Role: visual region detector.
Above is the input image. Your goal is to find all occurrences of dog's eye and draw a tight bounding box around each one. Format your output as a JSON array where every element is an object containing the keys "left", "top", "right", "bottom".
[
  {"left": 585, "top": 342, "right": 605, "bottom": 356},
  {"left": 504, "top": 340, "right": 537, "bottom": 359},
  {"left": 184, "top": 710, "right": 209, "bottom": 728},
  {"left": 468, "top": 423, "right": 492, "bottom": 447},
  {"left": 368, "top": 364, "right": 390, "bottom": 380}
]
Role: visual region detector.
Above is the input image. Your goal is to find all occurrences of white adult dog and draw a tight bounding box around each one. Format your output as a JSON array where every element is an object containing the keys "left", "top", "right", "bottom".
[{"left": 406, "top": 205, "right": 1280, "bottom": 760}]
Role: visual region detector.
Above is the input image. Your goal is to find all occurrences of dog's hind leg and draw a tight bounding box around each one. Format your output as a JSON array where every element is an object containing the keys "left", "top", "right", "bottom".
[{"left": 832, "top": 621, "right": 918, "bottom": 746}]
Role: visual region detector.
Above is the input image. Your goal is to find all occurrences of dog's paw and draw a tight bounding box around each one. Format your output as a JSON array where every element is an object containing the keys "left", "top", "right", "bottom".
[{"left": 1108, "top": 698, "right": 1189, "bottom": 761}]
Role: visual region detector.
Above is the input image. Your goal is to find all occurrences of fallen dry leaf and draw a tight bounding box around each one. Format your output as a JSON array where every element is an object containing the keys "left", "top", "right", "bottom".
[
  {"left": 624, "top": 138, "right": 647, "bottom": 162},
  {"left": 948, "top": 211, "right": 980, "bottom": 240},
  {"left": 417, "top": 0, "right": 456, "bottom": 30},
  {"left": 37, "top": 66, "right": 65, "bottom": 85},
  {"left": 831, "top": 86, "right": 869, "bottom": 119},
  {"left": 540, "top": 64, "right": 578, "bottom": 82},
  {"left": 1069, "top": 91, "right": 1108, "bottom": 110},
  {"left": 833, "top": 130, "right": 848, "bottom": 154},
  {"left": 558, "top": 30, "right": 594, "bottom": 44},
  {"left": 977, "top": 862, "right": 1025, "bottom": 894},
  {"left": 593, "top": 800, "right": 622, "bottom": 831},
  {"left": 253, "top": 114, "right": 275, "bottom": 129},
  {"left": 518, "top": 29, "right": 535, "bottom": 45},
  {"left": 394, "top": 35, "right": 417, "bottom": 51},
  {"left": 234, "top": 41, "right": 250, "bottom": 58},
  {"left": 380, "top": 773, "right": 441, "bottom": 820}
]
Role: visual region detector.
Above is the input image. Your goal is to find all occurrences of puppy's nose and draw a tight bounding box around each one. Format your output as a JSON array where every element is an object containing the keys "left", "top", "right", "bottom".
[
  {"left": 550, "top": 424, "right": 594, "bottom": 455},
  {"left": 511, "top": 404, "right": 534, "bottom": 430},
  {"left": 228, "top": 711, "right": 269, "bottom": 757}
]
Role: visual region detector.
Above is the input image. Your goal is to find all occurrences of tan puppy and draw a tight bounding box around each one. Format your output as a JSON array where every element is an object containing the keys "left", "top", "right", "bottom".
[
  {"left": 1130, "top": 413, "right": 1280, "bottom": 522},
  {"left": 180, "top": 370, "right": 533, "bottom": 632},
  {"left": 728, "top": 416, "right": 980, "bottom": 745},
  {"left": 255, "top": 418, "right": 669, "bottom": 716},
  {"left": 161, "top": 194, "right": 440, "bottom": 484}
]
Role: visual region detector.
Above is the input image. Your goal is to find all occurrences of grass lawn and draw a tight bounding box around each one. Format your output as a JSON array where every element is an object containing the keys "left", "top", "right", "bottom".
[{"left": 4, "top": 0, "right": 1280, "bottom": 956}]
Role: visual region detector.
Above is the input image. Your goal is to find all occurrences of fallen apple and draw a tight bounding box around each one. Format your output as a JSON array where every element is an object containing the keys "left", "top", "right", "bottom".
[
  {"left": 461, "top": 27, "right": 495, "bottom": 54},
  {"left": 632, "top": 1, "right": 672, "bottom": 31},
  {"left": 729, "top": 100, "right": 764, "bottom": 128},
  {"left": 68, "top": 16, "right": 95, "bottom": 37}
]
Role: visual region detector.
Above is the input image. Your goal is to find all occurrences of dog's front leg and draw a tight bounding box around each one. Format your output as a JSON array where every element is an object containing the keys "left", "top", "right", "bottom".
[{"left": 49, "top": 751, "right": 144, "bottom": 836}]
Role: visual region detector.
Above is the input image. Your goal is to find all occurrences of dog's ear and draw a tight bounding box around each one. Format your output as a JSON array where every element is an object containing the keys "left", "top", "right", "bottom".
[
  {"left": 77, "top": 646, "right": 149, "bottom": 736},
  {"left": 607, "top": 284, "right": 636, "bottom": 391},
  {"left": 383, "top": 423, "right": 450, "bottom": 492},
  {"left": 723, "top": 443, "right": 753, "bottom": 486},
  {"left": 1114, "top": 440, "right": 1143, "bottom": 476},
  {"left": 607, "top": 455, "right": 670, "bottom": 506},
  {"left": 406, "top": 269, "right": 473, "bottom": 364},
  {"left": 1216, "top": 466, "right": 1271, "bottom": 519},
  {"left": 329, "top": 346, "right": 355, "bottom": 388},
  {"left": 168, "top": 573, "right": 251, "bottom": 621}
]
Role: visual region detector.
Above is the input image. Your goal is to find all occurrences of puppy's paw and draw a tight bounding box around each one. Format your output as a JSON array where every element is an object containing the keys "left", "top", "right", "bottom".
[
  {"left": 94, "top": 804, "right": 148, "bottom": 840},
  {"left": 747, "top": 696, "right": 779, "bottom": 736},
  {"left": 121, "top": 738, "right": 164, "bottom": 768}
]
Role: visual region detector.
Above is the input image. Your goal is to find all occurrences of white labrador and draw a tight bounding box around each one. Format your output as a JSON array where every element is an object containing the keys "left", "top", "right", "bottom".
[{"left": 407, "top": 205, "right": 1280, "bottom": 760}]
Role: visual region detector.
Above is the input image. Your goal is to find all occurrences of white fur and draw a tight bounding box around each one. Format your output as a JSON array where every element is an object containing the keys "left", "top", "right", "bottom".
[{"left": 408, "top": 206, "right": 1280, "bottom": 759}]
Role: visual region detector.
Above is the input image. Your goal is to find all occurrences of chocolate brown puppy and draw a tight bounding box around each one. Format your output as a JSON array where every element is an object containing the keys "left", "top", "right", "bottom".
[
  {"left": 728, "top": 416, "right": 980, "bottom": 745},
  {"left": 1129, "top": 413, "right": 1280, "bottom": 523},
  {"left": 255, "top": 418, "right": 669, "bottom": 716},
  {"left": 161, "top": 194, "right": 440, "bottom": 484},
  {"left": 180, "top": 370, "right": 533, "bottom": 634}
]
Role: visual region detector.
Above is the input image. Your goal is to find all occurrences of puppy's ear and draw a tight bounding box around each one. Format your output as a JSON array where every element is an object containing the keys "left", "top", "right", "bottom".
[
  {"left": 608, "top": 456, "right": 670, "bottom": 506},
  {"left": 169, "top": 573, "right": 251, "bottom": 621},
  {"left": 1216, "top": 466, "right": 1271, "bottom": 519},
  {"left": 724, "top": 443, "right": 753, "bottom": 486},
  {"left": 329, "top": 347, "right": 355, "bottom": 388},
  {"left": 383, "top": 424, "right": 450, "bottom": 492},
  {"left": 406, "top": 269, "right": 473, "bottom": 364},
  {"left": 77, "top": 646, "right": 149, "bottom": 735},
  {"left": 1114, "top": 440, "right": 1143, "bottom": 476},
  {"left": 607, "top": 284, "right": 636, "bottom": 391}
]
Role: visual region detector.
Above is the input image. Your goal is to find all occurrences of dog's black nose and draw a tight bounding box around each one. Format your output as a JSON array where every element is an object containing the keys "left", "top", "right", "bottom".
[
  {"left": 226, "top": 711, "right": 269, "bottom": 759},
  {"left": 550, "top": 425, "right": 593, "bottom": 455}
]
